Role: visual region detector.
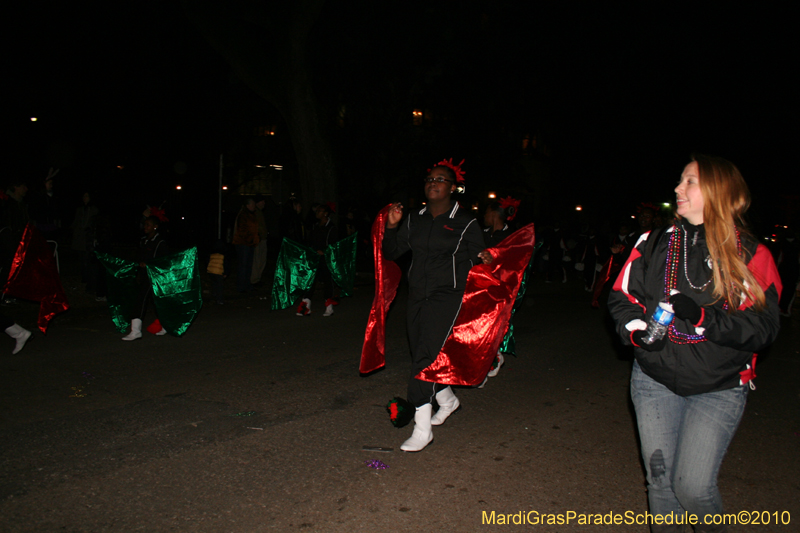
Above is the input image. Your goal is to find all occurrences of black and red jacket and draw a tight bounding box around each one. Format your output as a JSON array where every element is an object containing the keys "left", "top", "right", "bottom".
[{"left": 608, "top": 221, "right": 781, "bottom": 396}]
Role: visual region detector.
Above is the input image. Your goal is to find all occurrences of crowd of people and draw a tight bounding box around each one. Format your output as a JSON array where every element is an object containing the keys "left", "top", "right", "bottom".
[
  {"left": 2, "top": 155, "right": 797, "bottom": 533},
  {"left": 374, "top": 154, "right": 789, "bottom": 533}
]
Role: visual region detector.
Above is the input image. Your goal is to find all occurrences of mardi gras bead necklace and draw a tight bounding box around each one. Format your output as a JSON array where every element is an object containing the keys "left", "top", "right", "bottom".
[
  {"left": 663, "top": 225, "right": 741, "bottom": 344},
  {"left": 663, "top": 228, "right": 706, "bottom": 344},
  {"left": 683, "top": 227, "right": 713, "bottom": 290}
]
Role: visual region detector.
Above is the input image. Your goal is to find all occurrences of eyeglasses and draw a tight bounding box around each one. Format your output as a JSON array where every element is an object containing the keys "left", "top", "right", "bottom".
[{"left": 423, "top": 177, "right": 454, "bottom": 184}]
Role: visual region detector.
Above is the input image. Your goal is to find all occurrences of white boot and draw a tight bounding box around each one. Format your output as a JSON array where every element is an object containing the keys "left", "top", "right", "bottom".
[
  {"left": 431, "top": 386, "right": 460, "bottom": 426},
  {"left": 5, "top": 324, "right": 31, "bottom": 354},
  {"left": 401, "top": 403, "right": 433, "bottom": 452},
  {"left": 323, "top": 304, "right": 334, "bottom": 316},
  {"left": 487, "top": 353, "right": 505, "bottom": 378},
  {"left": 122, "top": 318, "right": 143, "bottom": 341},
  {"left": 155, "top": 327, "right": 167, "bottom": 336}
]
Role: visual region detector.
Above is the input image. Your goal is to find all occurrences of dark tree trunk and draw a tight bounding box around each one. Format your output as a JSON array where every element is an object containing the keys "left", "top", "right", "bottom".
[{"left": 183, "top": 0, "right": 337, "bottom": 206}]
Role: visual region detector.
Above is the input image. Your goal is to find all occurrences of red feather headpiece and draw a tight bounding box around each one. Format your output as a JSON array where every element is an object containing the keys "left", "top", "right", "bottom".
[
  {"left": 636, "top": 202, "right": 660, "bottom": 214},
  {"left": 498, "top": 196, "right": 521, "bottom": 221},
  {"left": 430, "top": 158, "right": 466, "bottom": 184},
  {"left": 149, "top": 206, "right": 169, "bottom": 222}
]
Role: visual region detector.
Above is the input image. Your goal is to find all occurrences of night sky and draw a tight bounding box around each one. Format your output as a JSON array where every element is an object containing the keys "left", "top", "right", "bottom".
[{"left": 9, "top": 2, "right": 799, "bottom": 240}]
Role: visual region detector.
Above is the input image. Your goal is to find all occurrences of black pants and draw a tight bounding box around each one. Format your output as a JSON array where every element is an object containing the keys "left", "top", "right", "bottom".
[
  {"left": 134, "top": 275, "right": 154, "bottom": 321},
  {"left": 304, "top": 262, "right": 334, "bottom": 302},
  {"left": 406, "top": 290, "right": 462, "bottom": 406}
]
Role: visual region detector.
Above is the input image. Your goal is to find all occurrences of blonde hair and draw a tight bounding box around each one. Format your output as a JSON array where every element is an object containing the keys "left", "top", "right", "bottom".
[{"left": 690, "top": 153, "right": 765, "bottom": 311}]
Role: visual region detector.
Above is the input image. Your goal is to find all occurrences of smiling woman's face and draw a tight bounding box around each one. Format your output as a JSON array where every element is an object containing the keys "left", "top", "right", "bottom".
[{"left": 675, "top": 161, "right": 704, "bottom": 225}]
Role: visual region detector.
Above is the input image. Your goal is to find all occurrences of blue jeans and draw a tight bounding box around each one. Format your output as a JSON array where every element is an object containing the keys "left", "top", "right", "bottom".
[
  {"left": 235, "top": 245, "right": 254, "bottom": 293},
  {"left": 631, "top": 361, "right": 747, "bottom": 529}
]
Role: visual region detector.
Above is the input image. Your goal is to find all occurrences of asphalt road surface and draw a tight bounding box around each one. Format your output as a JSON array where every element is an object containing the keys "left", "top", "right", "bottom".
[{"left": 1, "top": 271, "right": 798, "bottom": 532}]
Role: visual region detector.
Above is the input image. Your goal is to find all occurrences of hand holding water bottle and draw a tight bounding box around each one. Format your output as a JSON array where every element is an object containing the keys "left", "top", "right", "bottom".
[{"left": 631, "top": 301, "right": 675, "bottom": 351}]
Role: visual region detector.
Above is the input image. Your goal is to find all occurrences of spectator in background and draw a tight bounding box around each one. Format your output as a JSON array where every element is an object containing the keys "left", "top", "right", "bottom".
[
  {"left": 232, "top": 197, "right": 259, "bottom": 293},
  {"left": 575, "top": 223, "right": 600, "bottom": 292},
  {"left": 279, "top": 196, "right": 304, "bottom": 243},
  {"left": 250, "top": 195, "right": 269, "bottom": 286},
  {"left": 305, "top": 202, "right": 321, "bottom": 241},
  {"left": 71, "top": 192, "right": 99, "bottom": 292},
  {"left": 636, "top": 205, "right": 657, "bottom": 235},
  {"left": 590, "top": 219, "right": 637, "bottom": 309},
  {"left": 544, "top": 221, "right": 568, "bottom": 283}
]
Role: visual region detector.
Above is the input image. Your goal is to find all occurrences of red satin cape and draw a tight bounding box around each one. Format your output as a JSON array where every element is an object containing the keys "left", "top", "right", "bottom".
[
  {"left": 4, "top": 224, "right": 69, "bottom": 332},
  {"left": 416, "top": 223, "right": 535, "bottom": 386},
  {"left": 360, "top": 215, "right": 535, "bottom": 384},
  {"left": 359, "top": 205, "right": 402, "bottom": 373}
]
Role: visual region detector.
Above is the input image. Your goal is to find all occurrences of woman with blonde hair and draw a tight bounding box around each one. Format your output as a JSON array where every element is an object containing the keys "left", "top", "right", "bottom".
[{"left": 609, "top": 154, "right": 781, "bottom": 532}]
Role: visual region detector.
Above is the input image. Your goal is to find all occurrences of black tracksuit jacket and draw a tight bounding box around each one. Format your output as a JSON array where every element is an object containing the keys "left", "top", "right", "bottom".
[{"left": 382, "top": 202, "right": 484, "bottom": 300}]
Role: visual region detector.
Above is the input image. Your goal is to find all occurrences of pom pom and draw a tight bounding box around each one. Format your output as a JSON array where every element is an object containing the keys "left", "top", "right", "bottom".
[
  {"left": 386, "top": 397, "right": 415, "bottom": 428},
  {"left": 149, "top": 206, "right": 169, "bottom": 222},
  {"left": 146, "top": 319, "right": 164, "bottom": 334}
]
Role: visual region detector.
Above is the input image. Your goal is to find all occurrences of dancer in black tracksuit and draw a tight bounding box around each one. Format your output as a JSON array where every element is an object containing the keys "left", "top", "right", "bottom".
[{"left": 382, "top": 161, "right": 490, "bottom": 452}]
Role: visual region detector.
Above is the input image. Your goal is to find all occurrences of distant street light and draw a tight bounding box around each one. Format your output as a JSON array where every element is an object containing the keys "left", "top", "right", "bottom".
[
  {"left": 176, "top": 186, "right": 182, "bottom": 190},
  {"left": 488, "top": 192, "right": 496, "bottom": 199},
  {"left": 575, "top": 205, "right": 583, "bottom": 211},
  {"left": 30, "top": 117, "right": 37, "bottom": 122},
  {"left": 222, "top": 186, "right": 228, "bottom": 190}
]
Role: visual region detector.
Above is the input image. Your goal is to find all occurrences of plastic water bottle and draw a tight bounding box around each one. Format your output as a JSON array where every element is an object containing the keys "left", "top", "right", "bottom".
[{"left": 641, "top": 302, "right": 674, "bottom": 344}]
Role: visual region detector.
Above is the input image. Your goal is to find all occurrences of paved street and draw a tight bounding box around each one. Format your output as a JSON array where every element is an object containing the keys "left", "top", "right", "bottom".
[{"left": 1, "top": 271, "right": 798, "bottom": 532}]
